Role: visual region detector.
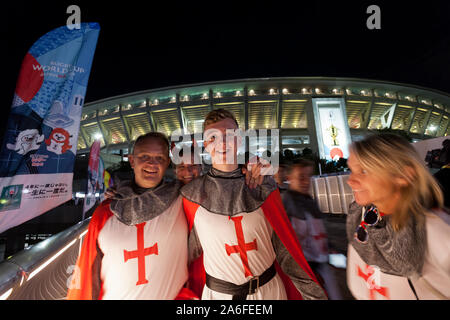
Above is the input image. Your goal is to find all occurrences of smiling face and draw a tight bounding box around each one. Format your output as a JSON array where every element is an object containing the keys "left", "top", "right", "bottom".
[
  {"left": 21, "top": 133, "right": 37, "bottom": 144},
  {"left": 128, "top": 137, "right": 170, "bottom": 188},
  {"left": 54, "top": 132, "right": 66, "bottom": 142},
  {"left": 203, "top": 118, "right": 240, "bottom": 171},
  {"left": 346, "top": 151, "right": 396, "bottom": 210},
  {"left": 176, "top": 160, "right": 201, "bottom": 185}
]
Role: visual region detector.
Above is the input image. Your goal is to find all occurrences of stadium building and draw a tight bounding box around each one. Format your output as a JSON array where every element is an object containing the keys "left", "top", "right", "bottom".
[{"left": 77, "top": 77, "right": 450, "bottom": 167}]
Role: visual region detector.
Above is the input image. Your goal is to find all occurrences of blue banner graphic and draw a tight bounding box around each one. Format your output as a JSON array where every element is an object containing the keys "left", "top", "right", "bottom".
[{"left": 0, "top": 23, "right": 100, "bottom": 233}]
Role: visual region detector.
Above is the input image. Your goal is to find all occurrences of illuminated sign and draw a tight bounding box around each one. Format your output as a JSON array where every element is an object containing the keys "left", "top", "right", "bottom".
[{"left": 312, "top": 98, "right": 352, "bottom": 160}]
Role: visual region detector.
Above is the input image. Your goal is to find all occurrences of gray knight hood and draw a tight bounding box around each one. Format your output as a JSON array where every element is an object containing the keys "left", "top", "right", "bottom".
[
  {"left": 109, "top": 178, "right": 181, "bottom": 226},
  {"left": 180, "top": 166, "right": 277, "bottom": 216}
]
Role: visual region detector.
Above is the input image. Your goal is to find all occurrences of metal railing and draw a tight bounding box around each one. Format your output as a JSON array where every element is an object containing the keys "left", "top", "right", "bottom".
[
  {"left": 0, "top": 218, "right": 90, "bottom": 300},
  {"left": 311, "top": 172, "right": 354, "bottom": 214}
]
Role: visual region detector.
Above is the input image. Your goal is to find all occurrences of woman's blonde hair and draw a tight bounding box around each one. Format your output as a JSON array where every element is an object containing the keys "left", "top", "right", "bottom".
[{"left": 350, "top": 133, "right": 443, "bottom": 231}]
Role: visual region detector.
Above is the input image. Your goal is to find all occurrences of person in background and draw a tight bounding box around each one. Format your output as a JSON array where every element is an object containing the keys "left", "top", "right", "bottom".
[
  {"left": 283, "top": 160, "right": 342, "bottom": 299},
  {"left": 274, "top": 163, "right": 288, "bottom": 193},
  {"left": 346, "top": 133, "right": 450, "bottom": 300},
  {"left": 433, "top": 139, "right": 450, "bottom": 212},
  {"left": 174, "top": 145, "right": 203, "bottom": 186}
]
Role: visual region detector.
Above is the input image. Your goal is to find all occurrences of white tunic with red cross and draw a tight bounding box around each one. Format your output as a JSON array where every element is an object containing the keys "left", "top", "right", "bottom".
[
  {"left": 193, "top": 206, "right": 287, "bottom": 300},
  {"left": 98, "top": 196, "right": 188, "bottom": 300},
  {"left": 290, "top": 212, "right": 329, "bottom": 263},
  {"left": 347, "top": 212, "right": 450, "bottom": 300}
]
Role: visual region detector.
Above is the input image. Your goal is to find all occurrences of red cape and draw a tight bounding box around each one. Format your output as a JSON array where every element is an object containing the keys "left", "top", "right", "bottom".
[
  {"left": 183, "top": 188, "right": 326, "bottom": 299},
  {"left": 66, "top": 200, "right": 197, "bottom": 300},
  {"left": 67, "top": 200, "right": 112, "bottom": 300}
]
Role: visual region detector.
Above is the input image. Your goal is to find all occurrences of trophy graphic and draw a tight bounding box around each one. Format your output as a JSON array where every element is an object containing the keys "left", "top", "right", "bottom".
[
  {"left": 0, "top": 184, "right": 23, "bottom": 211},
  {"left": 327, "top": 111, "right": 339, "bottom": 146},
  {"left": 8, "top": 186, "right": 20, "bottom": 200}
]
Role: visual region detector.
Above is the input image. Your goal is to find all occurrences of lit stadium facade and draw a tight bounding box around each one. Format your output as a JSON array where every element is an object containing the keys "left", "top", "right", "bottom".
[{"left": 77, "top": 77, "right": 450, "bottom": 165}]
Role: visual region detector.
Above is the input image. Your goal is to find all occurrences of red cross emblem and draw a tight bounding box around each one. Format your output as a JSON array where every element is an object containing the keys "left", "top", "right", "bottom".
[
  {"left": 225, "top": 216, "right": 258, "bottom": 277},
  {"left": 124, "top": 222, "right": 158, "bottom": 286},
  {"left": 313, "top": 233, "right": 328, "bottom": 253},
  {"left": 313, "top": 233, "right": 327, "bottom": 241},
  {"left": 357, "top": 264, "right": 389, "bottom": 300}
]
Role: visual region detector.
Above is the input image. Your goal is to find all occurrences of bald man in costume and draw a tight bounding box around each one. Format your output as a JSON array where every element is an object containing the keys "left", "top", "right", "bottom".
[{"left": 67, "top": 132, "right": 195, "bottom": 299}]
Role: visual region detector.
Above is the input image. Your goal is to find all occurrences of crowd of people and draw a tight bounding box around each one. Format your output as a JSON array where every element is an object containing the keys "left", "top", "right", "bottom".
[{"left": 67, "top": 108, "right": 450, "bottom": 300}]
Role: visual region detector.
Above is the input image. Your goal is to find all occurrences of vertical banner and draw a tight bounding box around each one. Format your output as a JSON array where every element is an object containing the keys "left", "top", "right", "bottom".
[
  {"left": 83, "top": 140, "right": 101, "bottom": 218},
  {"left": 312, "top": 98, "right": 352, "bottom": 161},
  {"left": 97, "top": 156, "right": 106, "bottom": 202},
  {"left": 0, "top": 23, "right": 100, "bottom": 233}
]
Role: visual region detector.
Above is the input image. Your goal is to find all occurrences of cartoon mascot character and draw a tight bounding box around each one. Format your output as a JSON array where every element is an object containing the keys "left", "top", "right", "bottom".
[
  {"left": 45, "top": 128, "right": 72, "bottom": 155},
  {"left": 6, "top": 129, "right": 44, "bottom": 155}
]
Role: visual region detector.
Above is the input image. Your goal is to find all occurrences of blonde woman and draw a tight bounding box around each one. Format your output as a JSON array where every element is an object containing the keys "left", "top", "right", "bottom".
[{"left": 345, "top": 133, "right": 450, "bottom": 300}]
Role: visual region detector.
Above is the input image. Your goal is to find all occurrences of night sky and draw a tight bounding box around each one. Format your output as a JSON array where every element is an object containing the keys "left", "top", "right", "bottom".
[{"left": 2, "top": 1, "right": 450, "bottom": 112}]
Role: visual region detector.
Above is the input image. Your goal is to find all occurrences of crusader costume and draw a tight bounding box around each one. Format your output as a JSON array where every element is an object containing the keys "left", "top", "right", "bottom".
[
  {"left": 282, "top": 190, "right": 342, "bottom": 300},
  {"left": 181, "top": 167, "right": 328, "bottom": 300},
  {"left": 67, "top": 179, "right": 195, "bottom": 300},
  {"left": 282, "top": 190, "right": 328, "bottom": 264}
]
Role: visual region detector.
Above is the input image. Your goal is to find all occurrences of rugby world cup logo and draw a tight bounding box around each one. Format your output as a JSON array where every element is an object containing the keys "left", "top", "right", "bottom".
[
  {"left": 357, "top": 263, "right": 389, "bottom": 299},
  {"left": 365, "top": 265, "right": 381, "bottom": 290},
  {"left": 0, "top": 184, "right": 24, "bottom": 212}
]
